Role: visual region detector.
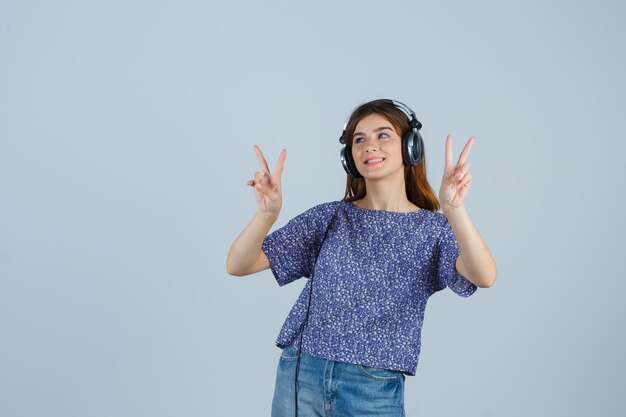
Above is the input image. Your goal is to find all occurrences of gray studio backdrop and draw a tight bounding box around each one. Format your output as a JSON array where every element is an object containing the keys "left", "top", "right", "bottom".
[{"left": 1, "top": 1, "right": 624, "bottom": 416}]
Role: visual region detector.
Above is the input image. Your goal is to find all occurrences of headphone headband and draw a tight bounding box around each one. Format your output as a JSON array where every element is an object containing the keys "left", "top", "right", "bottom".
[{"left": 339, "top": 99, "right": 421, "bottom": 145}]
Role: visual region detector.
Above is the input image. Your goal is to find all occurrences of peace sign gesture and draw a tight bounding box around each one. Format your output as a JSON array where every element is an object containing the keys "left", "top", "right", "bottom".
[
  {"left": 246, "top": 144, "right": 287, "bottom": 216},
  {"left": 438, "top": 135, "right": 475, "bottom": 212}
]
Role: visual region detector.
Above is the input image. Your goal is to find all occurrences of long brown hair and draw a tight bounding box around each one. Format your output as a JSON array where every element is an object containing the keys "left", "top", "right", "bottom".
[{"left": 341, "top": 100, "right": 440, "bottom": 211}]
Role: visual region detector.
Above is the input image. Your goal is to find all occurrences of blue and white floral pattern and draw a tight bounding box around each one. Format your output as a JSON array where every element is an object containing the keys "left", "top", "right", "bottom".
[{"left": 262, "top": 200, "right": 477, "bottom": 376}]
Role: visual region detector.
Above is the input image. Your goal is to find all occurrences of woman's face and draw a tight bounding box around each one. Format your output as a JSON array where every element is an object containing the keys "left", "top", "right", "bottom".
[{"left": 351, "top": 113, "right": 404, "bottom": 180}]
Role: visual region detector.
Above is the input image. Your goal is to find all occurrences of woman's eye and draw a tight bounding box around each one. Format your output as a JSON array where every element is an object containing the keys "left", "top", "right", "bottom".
[{"left": 354, "top": 133, "right": 388, "bottom": 144}]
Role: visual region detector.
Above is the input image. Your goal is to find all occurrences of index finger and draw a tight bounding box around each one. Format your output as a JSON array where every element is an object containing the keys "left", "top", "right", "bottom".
[
  {"left": 253, "top": 144, "right": 271, "bottom": 175},
  {"left": 456, "top": 136, "right": 475, "bottom": 165}
]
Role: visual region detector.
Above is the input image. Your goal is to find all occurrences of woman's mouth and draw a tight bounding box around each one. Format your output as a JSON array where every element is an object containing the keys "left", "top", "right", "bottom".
[{"left": 364, "top": 157, "right": 385, "bottom": 166}]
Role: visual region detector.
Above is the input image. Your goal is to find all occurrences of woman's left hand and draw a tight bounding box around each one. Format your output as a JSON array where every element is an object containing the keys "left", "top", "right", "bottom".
[{"left": 438, "top": 135, "right": 475, "bottom": 212}]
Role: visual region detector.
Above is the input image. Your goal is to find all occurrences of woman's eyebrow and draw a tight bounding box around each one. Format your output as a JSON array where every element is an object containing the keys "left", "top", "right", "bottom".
[{"left": 353, "top": 126, "right": 393, "bottom": 137}]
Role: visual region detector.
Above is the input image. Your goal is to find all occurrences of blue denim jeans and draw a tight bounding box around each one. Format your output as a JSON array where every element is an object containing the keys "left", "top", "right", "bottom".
[{"left": 271, "top": 345, "right": 406, "bottom": 417}]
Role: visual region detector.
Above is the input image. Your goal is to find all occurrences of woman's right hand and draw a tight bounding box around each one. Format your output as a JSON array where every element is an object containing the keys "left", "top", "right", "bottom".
[{"left": 246, "top": 144, "right": 286, "bottom": 217}]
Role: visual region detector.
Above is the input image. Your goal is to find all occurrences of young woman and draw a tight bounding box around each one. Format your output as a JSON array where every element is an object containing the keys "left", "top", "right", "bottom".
[{"left": 226, "top": 99, "right": 497, "bottom": 417}]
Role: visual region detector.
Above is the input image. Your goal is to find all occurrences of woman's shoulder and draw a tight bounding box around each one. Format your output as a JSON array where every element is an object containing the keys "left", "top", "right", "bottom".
[
  {"left": 304, "top": 200, "right": 343, "bottom": 217},
  {"left": 418, "top": 209, "right": 449, "bottom": 226},
  {"left": 421, "top": 210, "right": 455, "bottom": 241},
  {"left": 422, "top": 209, "right": 445, "bottom": 220},
  {"left": 289, "top": 200, "right": 343, "bottom": 221},
  {"left": 302, "top": 199, "right": 341, "bottom": 211}
]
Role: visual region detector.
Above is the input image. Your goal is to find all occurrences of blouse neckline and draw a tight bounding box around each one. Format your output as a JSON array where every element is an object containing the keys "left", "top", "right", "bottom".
[{"left": 345, "top": 201, "right": 426, "bottom": 215}]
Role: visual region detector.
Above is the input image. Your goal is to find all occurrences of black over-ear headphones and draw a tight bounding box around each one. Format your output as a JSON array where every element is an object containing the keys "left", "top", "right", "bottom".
[{"left": 338, "top": 99, "right": 424, "bottom": 178}]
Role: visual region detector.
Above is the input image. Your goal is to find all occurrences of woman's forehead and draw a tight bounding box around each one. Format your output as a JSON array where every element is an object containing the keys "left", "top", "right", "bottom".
[{"left": 354, "top": 113, "right": 395, "bottom": 132}]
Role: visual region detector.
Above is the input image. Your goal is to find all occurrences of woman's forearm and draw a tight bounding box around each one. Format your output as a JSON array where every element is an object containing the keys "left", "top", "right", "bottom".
[
  {"left": 443, "top": 205, "right": 497, "bottom": 288},
  {"left": 226, "top": 210, "right": 278, "bottom": 276}
]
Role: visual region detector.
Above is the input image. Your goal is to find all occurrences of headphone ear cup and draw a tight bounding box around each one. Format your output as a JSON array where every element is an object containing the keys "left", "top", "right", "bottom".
[
  {"left": 340, "top": 146, "right": 362, "bottom": 178},
  {"left": 402, "top": 129, "right": 423, "bottom": 166}
]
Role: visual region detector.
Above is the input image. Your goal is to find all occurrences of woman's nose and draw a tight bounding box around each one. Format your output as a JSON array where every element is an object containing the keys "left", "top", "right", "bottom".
[{"left": 365, "top": 142, "right": 378, "bottom": 151}]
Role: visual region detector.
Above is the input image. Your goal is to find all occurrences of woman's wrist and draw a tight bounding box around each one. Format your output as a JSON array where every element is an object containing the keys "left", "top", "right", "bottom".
[
  {"left": 442, "top": 203, "right": 467, "bottom": 219},
  {"left": 256, "top": 209, "right": 279, "bottom": 223}
]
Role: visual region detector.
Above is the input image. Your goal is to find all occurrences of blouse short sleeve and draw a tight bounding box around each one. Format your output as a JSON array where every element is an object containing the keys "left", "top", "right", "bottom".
[
  {"left": 261, "top": 202, "right": 339, "bottom": 287},
  {"left": 435, "top": 215, "right": 478, "bottom": 297}
]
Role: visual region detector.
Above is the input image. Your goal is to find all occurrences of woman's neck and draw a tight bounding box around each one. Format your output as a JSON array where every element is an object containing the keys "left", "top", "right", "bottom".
[{"left": 354, "top": 176, "right": 420, "bottom": 212}]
